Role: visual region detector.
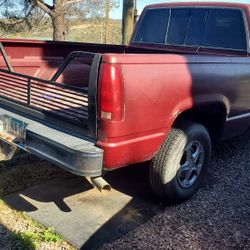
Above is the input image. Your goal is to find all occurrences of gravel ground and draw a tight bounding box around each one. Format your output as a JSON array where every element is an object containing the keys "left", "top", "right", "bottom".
[{"left": 101, "top": 129, "right": 250, "bottom": 250}]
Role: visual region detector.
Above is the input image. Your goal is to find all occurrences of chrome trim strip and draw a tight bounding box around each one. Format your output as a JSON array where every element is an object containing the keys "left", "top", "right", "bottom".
[{"left": 227, "top": 113, "right": 250, "bottom": 121}]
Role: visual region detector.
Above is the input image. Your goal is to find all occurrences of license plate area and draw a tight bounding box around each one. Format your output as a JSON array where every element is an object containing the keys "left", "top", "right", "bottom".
[{"left": 2, "top": 116, "right": 27, "bottom": 139}]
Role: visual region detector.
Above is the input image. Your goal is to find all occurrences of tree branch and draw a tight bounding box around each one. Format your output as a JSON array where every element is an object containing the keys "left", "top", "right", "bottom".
[
  {"left": 35, "top": 0, "right": 54, "bottom": 15},
  {"left": 65, "top": 0, "right": 84, "bottom": 5}
]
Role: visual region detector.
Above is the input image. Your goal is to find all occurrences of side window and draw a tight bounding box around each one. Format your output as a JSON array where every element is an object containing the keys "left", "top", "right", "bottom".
[
  {"left": 185, "top": 9, "right": 207, "bottom": 46},
  {"left": 167, "top": 9, "right": 189, "bottom": 45},
  {"left": 134, "top": 9, "right": 170, "bottom": 44},
  {"left": 203, "top": 9, "right": 247, "bottom": 50}
]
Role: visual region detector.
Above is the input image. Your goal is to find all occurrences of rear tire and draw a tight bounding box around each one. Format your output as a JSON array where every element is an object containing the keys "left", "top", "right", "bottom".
[{"left": 150, "top": 121, "right": 211, "bottom": 203}]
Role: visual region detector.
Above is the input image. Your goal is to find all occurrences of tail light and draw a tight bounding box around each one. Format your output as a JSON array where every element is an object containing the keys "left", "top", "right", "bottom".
[{"left": 98, "top": 63, "right": 124, "bottom": 121}]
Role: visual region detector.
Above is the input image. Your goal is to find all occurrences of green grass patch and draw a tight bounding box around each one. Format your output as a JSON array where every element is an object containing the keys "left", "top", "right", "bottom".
[{"left": 10, "top": 227, "right": 62, "bottom": 249}]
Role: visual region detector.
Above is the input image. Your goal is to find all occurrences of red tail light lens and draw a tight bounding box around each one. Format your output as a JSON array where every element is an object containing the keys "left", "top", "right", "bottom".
[{"left": 98, "top": 63, "right": 124, "bottom": 121}]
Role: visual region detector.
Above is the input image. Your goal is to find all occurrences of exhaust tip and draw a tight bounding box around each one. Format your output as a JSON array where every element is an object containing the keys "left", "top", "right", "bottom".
[{"left": 86, "top": 176, "right": 111, "bottom": 192}]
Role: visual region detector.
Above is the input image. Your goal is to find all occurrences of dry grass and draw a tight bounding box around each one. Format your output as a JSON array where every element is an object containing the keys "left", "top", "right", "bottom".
[{"left": 2, "top": 20, "right": 122, "bottom": 44}]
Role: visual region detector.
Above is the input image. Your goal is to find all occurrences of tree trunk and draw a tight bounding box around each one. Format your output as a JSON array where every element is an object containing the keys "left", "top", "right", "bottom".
[
  {"left": 51, "top": 13, "right": 65, "bottom": 41},
  {"left": 51, "top": 0, "right": 65, "bottom": 41}
]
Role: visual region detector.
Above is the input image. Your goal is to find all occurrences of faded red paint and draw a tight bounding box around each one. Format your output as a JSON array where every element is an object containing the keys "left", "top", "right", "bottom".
[{"left": 97, "top": 55, "right": 193, "bottom": 168}]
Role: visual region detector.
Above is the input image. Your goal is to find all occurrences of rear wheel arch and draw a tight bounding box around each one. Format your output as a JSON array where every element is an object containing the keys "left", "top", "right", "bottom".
[
  {"left": 172, "top": 102, "right": 228, "bottom": 142},
  {"left": 149, "top": 102, "right": 228, "bottom": 202}
]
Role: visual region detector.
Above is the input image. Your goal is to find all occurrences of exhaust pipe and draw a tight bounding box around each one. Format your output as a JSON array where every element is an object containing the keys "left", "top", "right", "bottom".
[{"left": 85, "top": 176, "right": 111, "bottom": 192}]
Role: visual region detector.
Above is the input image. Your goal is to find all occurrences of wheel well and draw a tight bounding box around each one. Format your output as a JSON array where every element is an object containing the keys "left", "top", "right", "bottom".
[{"left": 173, "top": 103, "right": 227, "bottom": 142}]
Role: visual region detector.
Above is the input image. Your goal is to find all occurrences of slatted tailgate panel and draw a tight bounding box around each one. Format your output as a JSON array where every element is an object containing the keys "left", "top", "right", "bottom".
[{"left": 0, "top": 69, "right": 88, "bottom": 124}]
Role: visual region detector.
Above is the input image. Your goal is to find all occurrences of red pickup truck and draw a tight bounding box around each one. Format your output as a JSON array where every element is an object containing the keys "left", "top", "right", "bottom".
[{"left": 0, "top": 1, "right": 249, "bottom": 202}]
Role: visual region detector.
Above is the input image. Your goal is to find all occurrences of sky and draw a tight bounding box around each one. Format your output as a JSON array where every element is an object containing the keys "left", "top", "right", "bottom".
[
  {"left": 111, "top": 0, "right": 169, "bottom": 18},
  {"left": 110, "top": 0, "right": 249, "bottom": 18}
]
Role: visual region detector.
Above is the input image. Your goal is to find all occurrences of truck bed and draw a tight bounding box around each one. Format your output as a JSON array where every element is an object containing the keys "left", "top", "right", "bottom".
[{"left": 0, "top": 38, "right": 179, "bottom": 139}]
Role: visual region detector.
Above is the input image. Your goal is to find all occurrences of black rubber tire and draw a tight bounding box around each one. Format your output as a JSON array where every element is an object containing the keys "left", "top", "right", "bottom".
[{"left": 150, "top": 121, "right": 211, "bottom": 203}]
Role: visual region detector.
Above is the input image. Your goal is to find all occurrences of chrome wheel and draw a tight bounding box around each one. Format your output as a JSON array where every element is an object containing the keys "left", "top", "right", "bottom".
[{"left": 177, "top": 141, "right": 205, "bottom": 189}]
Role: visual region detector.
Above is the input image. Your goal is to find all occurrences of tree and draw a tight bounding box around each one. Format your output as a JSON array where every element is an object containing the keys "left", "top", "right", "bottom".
[
  {"left": 0, "top": 0, "right": 68, "bottom": 41},
  {"left": 0, "top": 0, "right": 119, "bottom": 41}
]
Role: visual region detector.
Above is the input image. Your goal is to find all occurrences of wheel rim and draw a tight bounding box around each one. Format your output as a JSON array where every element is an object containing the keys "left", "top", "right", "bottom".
[{"left": 177, "top": 141, "right": 205, "bottom": 189}]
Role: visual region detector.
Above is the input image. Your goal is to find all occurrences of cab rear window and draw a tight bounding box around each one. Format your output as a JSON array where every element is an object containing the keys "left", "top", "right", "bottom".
[{"left": 134, "top": 7, "right": 247, "bottom": 51}]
